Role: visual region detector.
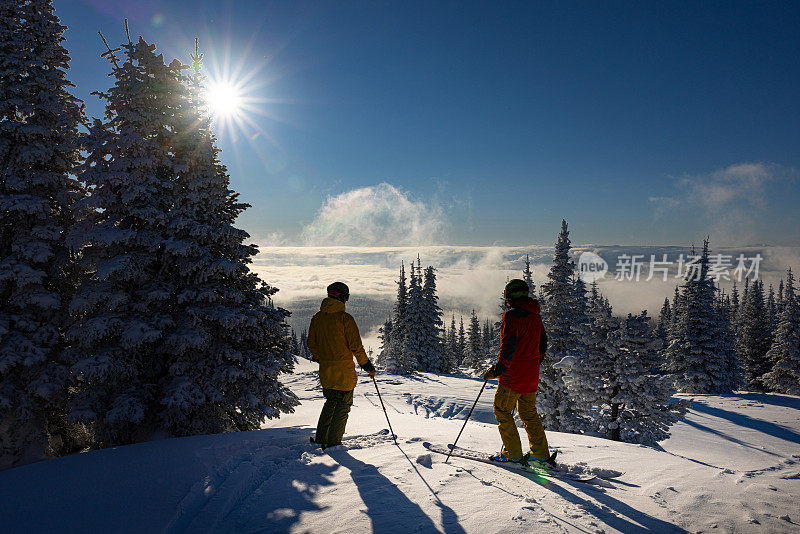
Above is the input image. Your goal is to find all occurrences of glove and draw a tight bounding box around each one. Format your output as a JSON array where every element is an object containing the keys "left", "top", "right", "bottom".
[
  {"left": 361, "top": 360, "right": 376, "bottom": 378},
  {"left": 482, "top": 365, "right": 497, "bottom": 381}
]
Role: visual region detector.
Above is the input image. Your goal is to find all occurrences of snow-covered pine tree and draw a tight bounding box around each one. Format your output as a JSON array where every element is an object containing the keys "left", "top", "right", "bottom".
[
  {"left": 670, "top": 286, "right": 681, "bottom": 337},
  {"left": 736, "top": 279, "right": 772, "bottom": 390},
  {"left": 457, "top": 317, "right": 466, "bottom": 366},
  {"left": 656, "top": 297, "right": 671, "bottom": 347},
  {"left": 561, "top": 284, "right": 618, "bottom": 436},
  {"left": 69, "top": 37, "right": 297, "bottom": 445},
  {"left": 731, "top": 281, "right": 740, "bottom": 320},
  {"left": 462, "top": 309, "right": 483, "bottom": 372},
  {"left": 762, "top": 269, "right": 800, "bottom": 394},
  {"left": 375, "top": 319, "right": 391, "bottom": 369},
  {"left": 572, "top": 275, "right": 589, "bottom": 318},
  {"left": 715, "top": 288, "right": 740, "bottom": 391},
  {"left": 664, "top": 239, "right": 737, "bottom": 393},
  {"left": 766, "top": 284, "right": 777, "bottom": 339},
  {"left": 383, "top": 262, "right": 414, "bottom": 374},
  {"left": 540, "top": 220, "right": 582, "bottom": 431},
  {"left": 66, "top": 36, "right": 186, "bottom": 446},
  {"left": 400, "top": 259, "right": 424, "bottom": 374},
  {"left": 446, "top": 315, "right": 459, "bottom": 371},
  {"left": 737, "top": 278, "right": 750, "bottom": 335},
  {"left": 605, "top": 312, "right": 679, "bottom": 444},
  {"left": 561, "top": 273, "right": 591, "bottom": 432},
  {"left": 417, "top": 265, "right": 447, "bottom": 373},
  {"left": 0, "top": 0, "right": 87, "bottom": 468},
  {"left": 156, "top": 47, "right": 298, "bottom": 436},
  {"left": 522, "top": 254, "right": 535, "bottom": 296}
]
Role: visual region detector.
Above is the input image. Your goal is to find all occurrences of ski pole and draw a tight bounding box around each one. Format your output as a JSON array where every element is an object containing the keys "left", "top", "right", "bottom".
[
  {"left": 446, "top": 379, "right": 488, "bottom": 463},
  {"left": 372, "top": 376, "right": 397, "bottom": 445}
]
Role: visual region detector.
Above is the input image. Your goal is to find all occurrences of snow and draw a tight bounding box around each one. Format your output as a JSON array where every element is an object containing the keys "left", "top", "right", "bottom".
[{"left": 2, "top": 357, "right": 799, "bottom": 533}]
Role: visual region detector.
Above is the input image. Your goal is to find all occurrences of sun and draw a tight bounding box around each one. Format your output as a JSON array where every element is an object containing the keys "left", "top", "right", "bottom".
[
  {"left": 206, "top": 82, "right": 243, "bottom": 118},
  {"left": 195, "top": 40, "right": 279, "bottom": 142}
]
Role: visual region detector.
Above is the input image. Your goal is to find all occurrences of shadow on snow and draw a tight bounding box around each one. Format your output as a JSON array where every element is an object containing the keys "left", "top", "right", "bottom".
[
  {"left": 730, "top": 392, "right": 800, "bottom": 410},
  {"left": 688, "top": 398, "right": 800, "bottom": 445},
  {"left": 478, "top": 464, "right": 686, "bottom": 533},
  {"left": 328, "top": 447, "right": 465, "bottom": 534}
]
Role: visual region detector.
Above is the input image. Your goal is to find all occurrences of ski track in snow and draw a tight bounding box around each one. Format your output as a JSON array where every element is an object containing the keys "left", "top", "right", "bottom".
[
  {"left": 404, "top": 393, "right": 472, "bottom": 420},
  {"left": 166, "top": 431, "right": 396, "bottom": 533}
]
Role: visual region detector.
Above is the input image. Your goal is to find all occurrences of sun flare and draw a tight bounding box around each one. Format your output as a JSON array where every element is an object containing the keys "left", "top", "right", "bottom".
[{"left": 206, "top": 82, "right": 243, "bottom": 118}]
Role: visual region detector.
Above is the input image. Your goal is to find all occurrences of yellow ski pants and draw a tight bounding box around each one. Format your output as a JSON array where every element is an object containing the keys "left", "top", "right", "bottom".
[{"left": 493, "top": 384, "right": 550, "bottom": 460}]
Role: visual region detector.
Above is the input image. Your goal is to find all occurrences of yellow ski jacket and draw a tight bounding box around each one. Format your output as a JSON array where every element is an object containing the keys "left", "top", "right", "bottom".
[{"left": 307, "top": 297, "right": 369, "bottom": 391}]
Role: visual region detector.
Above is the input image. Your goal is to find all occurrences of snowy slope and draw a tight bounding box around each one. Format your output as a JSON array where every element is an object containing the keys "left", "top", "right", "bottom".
[{"left": 2, "top": 358, "right": 799, "bottom": 533}]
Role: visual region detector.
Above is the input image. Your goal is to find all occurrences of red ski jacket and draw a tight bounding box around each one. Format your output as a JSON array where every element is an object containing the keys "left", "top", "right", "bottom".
[{"left": 495, "top": 297, "right": 548, "bottom": 395}]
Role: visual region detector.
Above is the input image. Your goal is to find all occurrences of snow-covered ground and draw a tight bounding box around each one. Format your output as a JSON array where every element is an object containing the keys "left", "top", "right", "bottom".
[{"left": 2, "top": 358, "right": 799, "bottom": 533}]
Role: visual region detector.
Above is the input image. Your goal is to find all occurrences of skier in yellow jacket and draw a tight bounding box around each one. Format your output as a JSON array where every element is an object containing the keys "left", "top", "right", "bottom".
[{"left": 308, "top": 282, "right": 375, "bottom": 448}]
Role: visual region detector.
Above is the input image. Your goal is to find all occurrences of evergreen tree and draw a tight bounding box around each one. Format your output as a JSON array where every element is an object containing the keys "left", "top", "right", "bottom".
[
  {"left": 664, "top": 240, "right": 737, "bottom": 393},
  {"left": 716, "top": 289, "right": 740, "bottom": 390},
  {"left": 67, "top": 37, "right": 297, "bottom": 445},
  {"left": 737, "top": 278, "right": 750, "bottom": 334},
  {"left": 561, "top": 286, "right": 618, "bottom": 436},
  {"left": 522, "top": 254, "right": 535, "bottom": 296},
  {"left": 0, "top": 0, "right": 87, "bottom": 468},
  {"left": 382, "top": 262, "right": 414, "bottom": 374},
  {"left": 540, "top": 220, "right": 582, "bottom": 431},
  {"left": 457, "top": 317, "right": 466, "bottom": 366},
  {"left": 446, "top": 315, "right": 459, "bottom": 370},
  {"left": 401, "top": 260, "right": 424, "bottom": 373},
  {"left": 66, "top": 36, "right": 184, "bottom": 446},
  {"left": 481, "top": 319, "right": 491, "bottom": 352},
  {"left": 166, "top": 46, "right": 297, "bottom": 435},
  {"left": 605, "top": 312, "right": 679, "bottom": 444},
  {"left": 417, "top": 265, "right": 447, "bottom": 372},
  {"left": 670, "top": 286, "right": 681, "bottom": 336},
  {"left": 736, "top": 279, "right": 772, "bottom": 390},
  {"left": 376, "top": 320, "right": 390, "bottom": 367},
  {"left": 762, "top": 269, "right": 800, "bottom": 394},
  {"left": 572, "top": 275, "right": 589, "bottom": 318},
  {"left": 766, "top": 284, "right": 777, "bottom": 338},
  {"left": 463, "top": 310, "right": 483, "bottom": 371},
  {"left": 656, "top": 297, "right": 671, "bottom": 346}
]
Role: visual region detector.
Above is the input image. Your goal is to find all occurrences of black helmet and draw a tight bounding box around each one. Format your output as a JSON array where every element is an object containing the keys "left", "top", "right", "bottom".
[
  {"left": 327, "top": 281, "right": 350, "bottom": 302},
  {"left": 504, "top": 279, "right": 529, "bottom": 300}
]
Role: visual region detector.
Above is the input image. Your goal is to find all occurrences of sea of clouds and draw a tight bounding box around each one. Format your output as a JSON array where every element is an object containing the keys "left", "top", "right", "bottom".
[{"left": 253, "top": 244, "right": 800, "bottom": 315}]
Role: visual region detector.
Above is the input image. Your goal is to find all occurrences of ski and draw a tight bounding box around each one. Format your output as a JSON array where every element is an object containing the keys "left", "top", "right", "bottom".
[{"left": 423, "top": 442, "right": 599, "bottom": 483}]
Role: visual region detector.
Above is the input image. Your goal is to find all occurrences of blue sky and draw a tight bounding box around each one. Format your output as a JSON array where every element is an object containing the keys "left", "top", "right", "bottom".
[{"left": 58, "top": 1, "right": 800, "bottom": 246}]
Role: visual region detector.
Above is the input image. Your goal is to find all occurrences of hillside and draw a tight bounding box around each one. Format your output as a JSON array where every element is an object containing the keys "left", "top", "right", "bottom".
[{"left": 1, "top": 359, "right": 799, "bottom": 533}]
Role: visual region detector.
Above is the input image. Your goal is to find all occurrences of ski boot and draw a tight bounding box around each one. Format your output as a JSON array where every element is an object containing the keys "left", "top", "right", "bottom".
[
  {"left": 489, "top": 451, "right": 523, "bottom": 463},
  {"left": 524, "top": 450, "right": 558, "bottom": 468}
]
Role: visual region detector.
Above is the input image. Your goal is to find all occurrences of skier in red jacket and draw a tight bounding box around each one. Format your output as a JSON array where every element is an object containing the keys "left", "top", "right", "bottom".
[{"left": 483, "top": 279, "right": 551, "bottom": 463}]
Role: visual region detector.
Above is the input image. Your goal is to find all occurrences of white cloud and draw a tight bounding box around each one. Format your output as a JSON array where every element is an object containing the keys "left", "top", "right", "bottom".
[
  {"left": 300, "top": 183, "right": 447, "bottom": 246},
  {"left": 650, "top": 162, "right": 794, "bottom": 244},
  {"left": 690, "top": 163, "right": 774, "bottom": 211}
]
